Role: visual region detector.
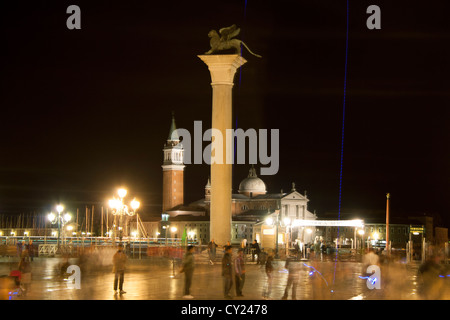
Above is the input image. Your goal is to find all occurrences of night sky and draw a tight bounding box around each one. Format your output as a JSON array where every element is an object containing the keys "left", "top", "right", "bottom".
[{"left": 1, "top": 1, "right": 449, "bottom": 228}]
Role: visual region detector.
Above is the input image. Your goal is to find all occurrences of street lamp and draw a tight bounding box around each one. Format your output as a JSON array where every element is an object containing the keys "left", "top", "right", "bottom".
[
  {"left": 47, "top": 204, "right": 72, "bottom": 251},
  {"left": 108, "top": 188, "right": 140, "bottom": 245},
  {"left": 265, "top": 212, "right": 281, "bottom": 259}
]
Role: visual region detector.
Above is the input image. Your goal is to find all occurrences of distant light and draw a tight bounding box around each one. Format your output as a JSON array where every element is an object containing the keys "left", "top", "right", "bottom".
[
  {"left": 265, "top": 217, "right": 273, "bottom": 225},
  {"left": 56, "top": 204, "right": 64, "bottom": 213},
  {"left": 130, "top": 198, "right": 140, "bottom": 210},
  {"left": 306, "top": 228, "right": 313, "bottom": 234},
  {"left": 358, "top": 229, "right": 365, "bottom": 236},
  {"left": 413, "top": 232, "right": 419, "bottom": 235},
  {"left": 283, "top": 217, "right": 291, "bottom": 226},
  {"left": 48, "top": 212, "right": 56, "bottom": 222},
  {"left": 292, "top": 219, "right": 364, "bottom": 228},
  {"left": 66, "top": 225, "right": 74, "bottom": 231},
  {"left": 171, "top": 226, "right": 177, "bottom": 233},
  {"left": 64, "top": 213, "right": 71, "bottom": 222},
  {"left": 109, "top": 199, "right": 120, "bottom": 210},
  {"left": 118, "top": 188, "right": 127, "bottom": 198}
]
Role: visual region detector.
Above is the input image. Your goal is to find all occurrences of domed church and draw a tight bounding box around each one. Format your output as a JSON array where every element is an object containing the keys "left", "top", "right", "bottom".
[
  {"left": 238, "top": 166, "right": 267, "bottom": 197},
  {"left": 157, "top": 114, "right": 317, "bottom": 244}
]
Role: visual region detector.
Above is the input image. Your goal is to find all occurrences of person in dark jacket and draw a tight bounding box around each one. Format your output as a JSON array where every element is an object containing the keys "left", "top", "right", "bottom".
[
  {"left": 222, "top": 245, "right": 233, "bottom": 299},
  {"left": 18, "top": 250, "right": 32, "bottom": 295},
  {"left": 113, "top": 244, "right": 128, "bottom": 294},
  {"left": 251, "top": 240, "right": 261, "bottom": 263},
  {"left": 208, "top": 239, "right": 218, "bottom": 265},
  {"left": 281, "top": 258, "right": 300, "bottom": 300},
  {"left": 180, "top": 245, "right": 195, "bottom": 299},
  {"left": 263, "top": 249, "right": 274, "bottom": 299}
]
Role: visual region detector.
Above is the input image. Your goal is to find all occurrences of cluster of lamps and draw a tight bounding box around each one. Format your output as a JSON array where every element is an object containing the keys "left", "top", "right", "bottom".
[
  {"left": 108, "top": 188, "right": 140, "bottom": 243},
  {"left": 47, "top": 204, "right": 72, "bottom": 249}
]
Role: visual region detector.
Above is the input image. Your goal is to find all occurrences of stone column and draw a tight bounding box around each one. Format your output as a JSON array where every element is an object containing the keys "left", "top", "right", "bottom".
[{"left": 198, "top": 54, "right": 247, "bottom": 246}]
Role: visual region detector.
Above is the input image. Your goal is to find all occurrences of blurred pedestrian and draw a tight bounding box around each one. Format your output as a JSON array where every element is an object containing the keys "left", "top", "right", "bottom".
[
  {"left": 234, "top": 249, "right": 246, "bottom": 297},
  {"left": 180, "top": 245, "right": 195, "bottom": 299},
  {"left": 240, "top": 239, "right": 247, "bottom": 254},
  {"left": 251, "top": 240, "right": 260, "bottom": 263},
  {"left": 281, "top": 258, "right": 300, "bottom": 300},
  {"left": 363, "top": 248, "right": 379, "bottom": 268},
  {"left": 418, "top": 254, "right": 446, "bottom": 299},
  {"left": 294, "top": 241, "right": 300, "bottom": 260},
  {"left": 222, "top": 245, "right": 233, "bottom": 299},
  {"left": 223, "top": 241, "right": 231, "bottom": 252},
  {"left": 309, "top": 261, "right": 331, "bottom": 300},
  {"left": 28, "top": 240, "right": 35, "bottom": 262},
  {"left": 208, "top": 239, "right": 218, "bottom": 265},
  {"left": 263, "top": 249, "right": 274, "bottom": 299},
  {"left": 18, "top": 249, "right": 32, "bottom": 295},
  {"left": 16, "top": 241, "right": 23, "bottom": 258},
  {"left": 113, "top": 244, "right": 128, "bottom": 294}
]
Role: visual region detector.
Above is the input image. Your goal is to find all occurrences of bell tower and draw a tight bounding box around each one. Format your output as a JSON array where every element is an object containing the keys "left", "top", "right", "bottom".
[{"left": 162, "top": 112, "right": 185, "bottom": 212}]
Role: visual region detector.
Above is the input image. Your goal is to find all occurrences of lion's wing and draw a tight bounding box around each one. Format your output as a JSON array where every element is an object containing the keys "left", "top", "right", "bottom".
[{"left": 219, "top": 24, "right": 240, "bottom": 40}]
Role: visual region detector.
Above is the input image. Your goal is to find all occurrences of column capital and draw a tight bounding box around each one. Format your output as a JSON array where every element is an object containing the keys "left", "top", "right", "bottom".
[{"left": 198, "top": 54, "right": 247, "bottom": 85}]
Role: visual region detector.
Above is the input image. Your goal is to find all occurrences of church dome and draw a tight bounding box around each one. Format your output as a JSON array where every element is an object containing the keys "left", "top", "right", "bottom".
[{"left": 238, "top": 166, "right": 266, "bottom": 197}]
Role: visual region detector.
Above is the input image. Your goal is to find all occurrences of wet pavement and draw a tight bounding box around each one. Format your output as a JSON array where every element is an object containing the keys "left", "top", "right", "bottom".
[{"left": 0, "top": 253, "right": 448, "bottom": 300}]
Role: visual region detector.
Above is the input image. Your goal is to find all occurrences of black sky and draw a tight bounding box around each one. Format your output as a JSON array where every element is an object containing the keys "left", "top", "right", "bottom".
[{"left": 0, "top": 0, "right": 449, "bottom": 227}]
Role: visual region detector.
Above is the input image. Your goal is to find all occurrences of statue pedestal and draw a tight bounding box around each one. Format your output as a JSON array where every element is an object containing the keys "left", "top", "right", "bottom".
[{"left": 198, "top": 54, "right": 247, "bottom": 246}]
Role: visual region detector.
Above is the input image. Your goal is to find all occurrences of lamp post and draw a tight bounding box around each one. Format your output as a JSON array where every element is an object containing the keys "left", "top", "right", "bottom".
[
  {"left": 47, "top": 205, "right": 72, "bottom": 252},
  {"left": 386, "top": 193, "right": 390, "bottom": 255},
  {"left": 108, "top": 188, "right": 140, "bottom": 246},
  {"left": 265, "top": 212, "right": 282, "bottom": 259}
]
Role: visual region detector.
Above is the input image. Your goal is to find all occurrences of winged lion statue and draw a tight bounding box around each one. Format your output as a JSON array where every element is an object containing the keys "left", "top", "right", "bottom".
[{"left": 204, "top": 24, "right": 262, "bottom": 58}]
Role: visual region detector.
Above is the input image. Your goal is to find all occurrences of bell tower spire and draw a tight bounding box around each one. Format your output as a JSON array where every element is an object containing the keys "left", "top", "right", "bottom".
[{"left": 162, "top": 112, "right": 185, "bottom": 212}]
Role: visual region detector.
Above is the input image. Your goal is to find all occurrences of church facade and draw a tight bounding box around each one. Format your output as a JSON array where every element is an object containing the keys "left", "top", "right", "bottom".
[{"left": 140, "top": 114, "right": 318, "bottom": 246}]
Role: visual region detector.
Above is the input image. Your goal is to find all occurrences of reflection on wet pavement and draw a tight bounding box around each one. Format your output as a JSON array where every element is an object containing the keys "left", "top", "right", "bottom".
[{"left": 0, "top": 255, "right": 448, "bottom": 300}]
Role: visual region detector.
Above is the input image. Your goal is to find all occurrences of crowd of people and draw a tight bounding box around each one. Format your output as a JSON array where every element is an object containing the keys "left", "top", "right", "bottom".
[{"left": 1, "top": 238, "right": 448, "bottom": 300}]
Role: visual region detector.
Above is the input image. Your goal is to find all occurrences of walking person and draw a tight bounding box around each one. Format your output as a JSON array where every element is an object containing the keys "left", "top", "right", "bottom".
[
  {"left": 180, "top": 245, "right": 195, "bottom": 299},
  {"left": 294, "top": 241, "right": 300, "bottom": 260},
  {"left": 240, "top": 239, "right": 247, "bottom": 254},
  {"left": 263, "top": 249, "right": 274, "bottom": 299},
  {"left": 251, "top": 240, "right": 261, "bottom": 263},
  {"left": 281, "top": 257, "right": 300, "bottom": 300},
  {"left": 234, "top": 249, "right": 246, "bottom": 297},
  {"left": 18, "top": 249, "right": 32, "bottom": 295},
  {"left": 113, "top": 244, "right": 128, "bottom": 295},
  {"left": 222, "top": 245, "right": 233, "bottom": 299},
  {"left": 208, "top": 239, "right": 218, "bottom": 265}
]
